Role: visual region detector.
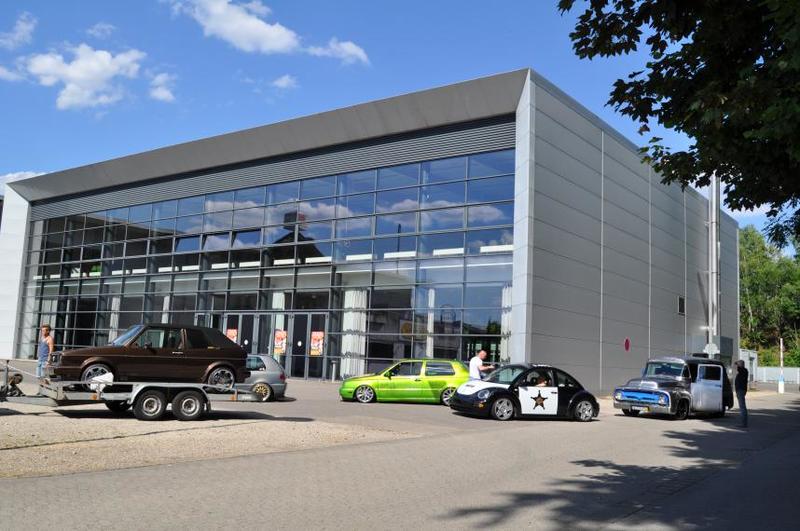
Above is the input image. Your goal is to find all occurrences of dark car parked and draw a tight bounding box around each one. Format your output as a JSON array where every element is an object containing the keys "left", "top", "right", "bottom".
[
  {"left": 46, "top": 324, "right": 249, "bottom": 387},
  {"left": 450, "top": 364, "right": 599, "bottom": 421}
]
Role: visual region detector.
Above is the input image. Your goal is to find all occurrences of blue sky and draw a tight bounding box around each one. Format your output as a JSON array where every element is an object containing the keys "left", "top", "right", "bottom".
[{"left": 0, "top": 0, "right": 770, "bottom": 233}]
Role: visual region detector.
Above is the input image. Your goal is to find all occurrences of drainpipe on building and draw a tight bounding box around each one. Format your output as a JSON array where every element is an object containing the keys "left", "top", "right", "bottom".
[{"left": 706, "top": 176, "right": 721, "bottom": 359}]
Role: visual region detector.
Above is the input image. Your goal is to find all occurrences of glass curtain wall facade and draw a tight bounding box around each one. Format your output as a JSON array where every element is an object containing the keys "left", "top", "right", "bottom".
[{"left": 19, "top": 149, "right": 514, "bottom": 378}]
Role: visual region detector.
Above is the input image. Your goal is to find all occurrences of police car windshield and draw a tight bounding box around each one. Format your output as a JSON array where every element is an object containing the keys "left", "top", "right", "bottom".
[
  {"left": 644, "top": 362, "right": 684, "bottom": 378},
  {"left": 485, "top": 365, "right": 525, "bottom": 385}
]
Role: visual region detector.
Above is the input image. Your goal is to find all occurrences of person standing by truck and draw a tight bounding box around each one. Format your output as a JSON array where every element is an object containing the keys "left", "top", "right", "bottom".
[
  {"left": 37, "top": 324, "right": 55, "bottom": 378},
  {"left": 735, "top": 360, "right": 749, "bottom": 428}
]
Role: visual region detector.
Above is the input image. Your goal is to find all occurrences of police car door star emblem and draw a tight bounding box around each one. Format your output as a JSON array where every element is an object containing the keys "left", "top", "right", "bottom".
[{"left": 532, "top": 390, "right": 548, "bottom": 410}]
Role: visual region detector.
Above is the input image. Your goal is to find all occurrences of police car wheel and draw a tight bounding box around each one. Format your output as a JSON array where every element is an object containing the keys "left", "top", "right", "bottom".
[
  {"left": 490, "top": 397, "right": 515, "bottom": 421},
  {"left": 573, "top": 400, "right": 595, "bottom": 422},
  {"left": 622, "top": 409, "right": 640, "bottom": 417}
]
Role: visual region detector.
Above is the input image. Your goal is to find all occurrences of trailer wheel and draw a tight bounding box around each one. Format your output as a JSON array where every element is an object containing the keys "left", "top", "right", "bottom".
[
  {"left": 133, "top": 389, "right": 167, "bottom": 421},
  {"left": 171, "top": 390, "right": 206, "bottom": 421},
  {"left": 105, "top": 400, "right": 130, "bottom": 414}
]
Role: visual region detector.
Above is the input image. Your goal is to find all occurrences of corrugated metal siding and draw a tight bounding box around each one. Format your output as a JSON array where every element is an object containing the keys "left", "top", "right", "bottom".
[{"left": 31, "top": 118, "right": 514, "bottom": 220}]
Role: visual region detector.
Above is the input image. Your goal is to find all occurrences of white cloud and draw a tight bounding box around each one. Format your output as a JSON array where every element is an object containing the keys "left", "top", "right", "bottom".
[
  {"left": 26, "top": 44, "right": 145, "bottom": 110},
  {"left": 149, "top": 72, "right": 177, "bottom": 102},
  {"left": 173, "top": 0, "right": 300, "bottom": 54},
  {"left": 0, "top": 64, "right": 22, "bottom": 81},
  {"left": 271, "top": 73, "right": 297, "bottom": 89},
  {"left": 86, "top": 22, "right": 116, "bottom": 39},
  {"left": 169, "top": 1, "right": 368, "bottom": 64},
  {"left": 1, "top": 171, "right": 44, "bottom": 196},
  {"left": 0, "top": 12, "right": 37, "bottom": 50},
  {"left": 308, "top": 37, "right": 369, "bottom": 65}
]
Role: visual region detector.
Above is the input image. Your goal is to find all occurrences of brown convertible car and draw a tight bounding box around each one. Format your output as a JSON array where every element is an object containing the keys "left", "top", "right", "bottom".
[{"left": 46, "top": 324, "right": 249, "bottom": 387}]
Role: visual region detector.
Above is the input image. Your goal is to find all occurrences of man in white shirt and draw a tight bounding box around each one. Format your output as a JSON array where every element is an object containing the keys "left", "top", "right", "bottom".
[{"left": 469, "top": 350, "right": 494, "bottom": 379}]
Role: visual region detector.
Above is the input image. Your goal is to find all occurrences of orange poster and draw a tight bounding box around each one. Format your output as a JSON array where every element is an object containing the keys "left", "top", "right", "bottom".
[
  {"left": 310, "top": 331, "right": 324, "bottom": 356},
  {"left": 273, "top": 330, "right": 287, "bottom": 356}
]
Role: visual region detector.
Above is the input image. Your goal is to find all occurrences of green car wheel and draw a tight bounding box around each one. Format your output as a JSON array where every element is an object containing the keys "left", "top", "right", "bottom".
[
  {"left": 354, "top": 385, "right": 376, "bottom": 403},
  {"left": 440, "top": 387, "right": 456, "bottom": 406}
]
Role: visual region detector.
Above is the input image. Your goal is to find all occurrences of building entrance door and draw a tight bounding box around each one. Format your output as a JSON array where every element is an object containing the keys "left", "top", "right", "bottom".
[
  {"left": 222, "top": 314, "right": 259, "bottom": 354},
  {"left": 289, "top": 313, "right": 327, "bottom": 379}
]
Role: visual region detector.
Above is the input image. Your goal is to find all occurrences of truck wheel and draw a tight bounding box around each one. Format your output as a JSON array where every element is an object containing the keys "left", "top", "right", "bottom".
[
  {"left": 622, "top": 409, "right": 640, "bottom": 417},
  {"left": 105, "top": 400, "right": 130, "bottom": 414},
  {"left": 674, "top": 400, "right": 690, "bottom": 420},
  {"left": 133, "top": 390, "right": 167, "bottom": 421},
  {"left": 171, "top": 390, "right": 206, "bottom": 421}
]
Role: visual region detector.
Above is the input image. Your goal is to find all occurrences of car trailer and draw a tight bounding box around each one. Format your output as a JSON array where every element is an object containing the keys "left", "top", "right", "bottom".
[{"left": 1, "top": 360, "right": 262, "bottom": 421}]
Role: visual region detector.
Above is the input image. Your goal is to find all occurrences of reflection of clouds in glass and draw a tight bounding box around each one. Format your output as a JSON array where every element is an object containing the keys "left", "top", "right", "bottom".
[
  {"left": 421, "top": 199, "right": 460, "bottom": 210},
  {"left": 467, "top": 205, "right": 506, "bottom": 223},
  {"left": 376, "top": 198, "right": 419, "bottom": 213},
  {"left": 421, "top": 208, "right": 463, "bottom": 230},
  {"left": 298, "top": 200, "right": 337, "bottom": 220},
  {"left": 233, "top": 208, "right": 263, "bottom": 228},
  {"left": 234, "top": 199, "right": 261, "bottom": 210},
  {"left": 469, "top": 229, "right": 513, "bottom": 248}
]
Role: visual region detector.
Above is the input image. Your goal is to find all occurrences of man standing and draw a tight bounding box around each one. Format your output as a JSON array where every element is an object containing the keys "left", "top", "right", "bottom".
[
  {"left": 735, "top": 360, "right": 749, "bottom": 428},
  {"left": 469, "top": 349, "right": 494, "bottom": 380},
  {"left": 37, "top": 324, "right": 55, "bottom": 378}
]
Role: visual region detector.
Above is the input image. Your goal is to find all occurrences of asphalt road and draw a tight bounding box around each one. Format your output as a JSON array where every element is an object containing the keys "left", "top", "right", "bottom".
[{"left": 2, "top": 378, "right": 799, "bottom": 530}]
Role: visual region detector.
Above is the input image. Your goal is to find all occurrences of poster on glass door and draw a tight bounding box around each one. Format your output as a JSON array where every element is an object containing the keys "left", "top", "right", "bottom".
[
  {"left": 310, "top": 331, "right": 324, "bottom": 356},
  {"left": 274, "top": 330, "right": 287, "bottom": 356}
]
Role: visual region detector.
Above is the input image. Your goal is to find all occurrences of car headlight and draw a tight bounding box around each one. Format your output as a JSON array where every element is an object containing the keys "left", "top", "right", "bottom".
[
  {"left": 477, "top": 389, "right": 491, "bottom": 400},
  {"left": 658, "top": 394, "right": 668, "bottom": 405},
  {"left": 614, "top": 391, "right": 623, "bottom": 401}
]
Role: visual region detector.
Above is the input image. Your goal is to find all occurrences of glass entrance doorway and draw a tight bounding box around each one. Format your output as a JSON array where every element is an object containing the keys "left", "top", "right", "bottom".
[
  {"left": 222, "top": 313, "right": 259, "bottom": 354},
  {"left": 288, "top": 313, "right": 327, "bottom": 379},
  {"left": 202, "top": 311, "right": 328, "bottom": 379}
]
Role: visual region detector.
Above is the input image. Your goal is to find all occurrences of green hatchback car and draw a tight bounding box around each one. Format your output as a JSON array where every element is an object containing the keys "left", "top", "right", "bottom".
[{"left": 339, "top": 359, "right": 470, "bottom": 406}]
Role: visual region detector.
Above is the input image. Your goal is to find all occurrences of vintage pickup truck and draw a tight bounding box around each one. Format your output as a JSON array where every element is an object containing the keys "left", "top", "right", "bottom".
[{"left": 613, "top": 356, "right": 733, "bottom": 420}]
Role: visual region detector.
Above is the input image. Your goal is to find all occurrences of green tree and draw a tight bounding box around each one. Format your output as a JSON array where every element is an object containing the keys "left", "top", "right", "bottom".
[
  {"left": 558, "top": 0, "right": 800, "bottom": 246},
  {"left": 738, "top": 225, "right": 800, "bottom": 365}
]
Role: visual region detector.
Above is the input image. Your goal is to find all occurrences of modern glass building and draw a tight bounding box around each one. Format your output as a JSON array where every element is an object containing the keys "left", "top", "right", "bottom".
[{"left": 0, "top": 69, "right": 739, "bottom": 390}]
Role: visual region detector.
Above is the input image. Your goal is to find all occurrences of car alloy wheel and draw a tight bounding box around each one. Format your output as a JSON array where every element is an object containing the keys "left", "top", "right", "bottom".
[
  {"left": 440, "top": 387, "right": 456, "bottom": 406},
  {"left": 354, "top": 385, "right": 375, "bottom": 403},
  {"left": 491, "top": 397, "right": 514, "bottom": 421},
  {"left": 574, "top": 400, "right": 594, "bottom": 422},
  {"left": 81, "top": 364, "right": 110, "bottom": 381},
  {"left": 207, "top": 367, "right": 235, "bottom": 390},
  {"left": 251, "top": 382, "right": 273, "bottom": 402}
]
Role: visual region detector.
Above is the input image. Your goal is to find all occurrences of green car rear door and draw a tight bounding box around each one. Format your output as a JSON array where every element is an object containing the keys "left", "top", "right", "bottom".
[{"left": 421, "top": 361, "right": 459, "bottom": 402}]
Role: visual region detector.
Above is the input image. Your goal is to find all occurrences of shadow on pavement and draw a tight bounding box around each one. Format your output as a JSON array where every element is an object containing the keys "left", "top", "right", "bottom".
[
  {"left": 441, "top": 398, "right": 800, "bottom": 528},
  {"left": 52, "top": 408, "right": 313, "bottom": 422}
]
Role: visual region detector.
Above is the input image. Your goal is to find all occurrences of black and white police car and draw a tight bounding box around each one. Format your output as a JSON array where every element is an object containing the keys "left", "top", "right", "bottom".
[{"left": 449, "top": 364, "right": 599, "bottom": 422}]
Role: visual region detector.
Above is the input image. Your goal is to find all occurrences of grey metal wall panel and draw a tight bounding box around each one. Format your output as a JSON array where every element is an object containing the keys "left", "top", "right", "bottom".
[
  {"left": 534, "top": 221, "right": 601, "bottom": 268},
  {"left": 533, "top": 277, "right": 601, "bottom": 318},
  {"left": 31, "top": 118, "right": 514, "bottom": 220},
  {"left": 535, "top": 111, "right": 601, "bottom": 171},
  {"left": 534, "top": 87, "right": 603, "bottom": 149},
  {"left": 534, "top": 192, "right": 600, "bottom": 243},
  {"left": 534, "top": 139, "right": 602, "bottom": 196},
  {"left": 534, "top": 166, "right": 601, "bottom": 220},
  {"left": 532, "top": 248, "right": 600, "bottom": 292}
]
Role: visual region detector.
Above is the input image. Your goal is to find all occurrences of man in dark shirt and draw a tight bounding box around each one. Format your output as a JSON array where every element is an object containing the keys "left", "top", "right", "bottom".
[{"left": 735, "top": 360, "right": 749, "bottom": 428}]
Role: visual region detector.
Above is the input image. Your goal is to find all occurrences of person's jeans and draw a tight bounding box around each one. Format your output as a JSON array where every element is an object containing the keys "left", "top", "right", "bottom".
[
  {"left": 36, "top": 357, "right": 47, "bottom": 378},
  {"left": 736, "top": 390, "right": 748, "bottom": 427}
]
